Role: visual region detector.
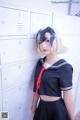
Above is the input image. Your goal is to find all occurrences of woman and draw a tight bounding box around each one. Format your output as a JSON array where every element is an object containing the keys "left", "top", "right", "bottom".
[{"left": 31, "top": 27, "right": 74, "bottom": 120}]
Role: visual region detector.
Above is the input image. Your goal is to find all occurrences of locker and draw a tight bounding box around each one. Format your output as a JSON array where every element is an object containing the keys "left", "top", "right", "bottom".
[
  {"left": 0, "top": 90, "right": 2, "bottom": 111},
  {"left": 0, "top": 6, "right": 29, "bottom": 36},
  {"left": 0, "top": 65, "right": 2, "bottom": 111},
  {"left": 0, "top": 68, "right": 2, "bottom": 90},
  {"left": 2, "top": 83, "right": 33, "bottom": 120},
  {"left": 52, "top": 14, "right": 80, "bottom": 36},
  {"left": 30, "top": 12, "right": 52, "bottom": 37},
  {"left": 1, "top": 60, "right": 36, "bottom": 90},
  {"left": 0, "top": 39, "right": 39, "bottom": 64}
]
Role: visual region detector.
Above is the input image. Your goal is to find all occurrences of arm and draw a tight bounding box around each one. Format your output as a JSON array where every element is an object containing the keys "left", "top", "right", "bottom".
[
  {"left": 31, "top": 92, "right": 40, "bottom": 113},
  {"left": 63, "top": 89, "right": 74, "bottom": 120}
]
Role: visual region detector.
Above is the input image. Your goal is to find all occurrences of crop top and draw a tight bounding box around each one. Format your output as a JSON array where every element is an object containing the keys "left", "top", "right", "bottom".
[{"left": 33, "top": 57, "right": 73, "bottom": 97}]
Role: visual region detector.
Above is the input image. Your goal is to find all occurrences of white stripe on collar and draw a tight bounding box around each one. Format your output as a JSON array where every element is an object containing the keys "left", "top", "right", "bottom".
[
  {"left": 50, "top": 62, "right": 68, "bottom": 69},
  {"left": 43, "top": 62, "right": 68, "bottom": 69},
  {"left": 40, "top": 58, "right": 68, "bottom": 69}
]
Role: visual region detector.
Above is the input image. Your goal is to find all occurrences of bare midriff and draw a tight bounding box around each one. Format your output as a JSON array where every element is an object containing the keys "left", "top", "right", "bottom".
[{"left": 40, "top": 95, "right": 61, "bottom": 101}]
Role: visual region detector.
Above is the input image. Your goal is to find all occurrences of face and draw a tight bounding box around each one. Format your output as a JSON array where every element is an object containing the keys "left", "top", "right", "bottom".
[{"left": 38, "top": 40, "right": 52, "bottom": 55}]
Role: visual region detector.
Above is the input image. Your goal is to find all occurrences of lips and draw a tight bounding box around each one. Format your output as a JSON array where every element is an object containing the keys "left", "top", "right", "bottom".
[{"left": 43, "top": 49, "right": 48, "bottom": 52}]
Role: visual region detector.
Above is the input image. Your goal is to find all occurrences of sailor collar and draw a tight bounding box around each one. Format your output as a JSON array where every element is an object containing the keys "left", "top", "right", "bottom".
[{"left": 40, "top": 57, "right": 68, "bottom": 69}]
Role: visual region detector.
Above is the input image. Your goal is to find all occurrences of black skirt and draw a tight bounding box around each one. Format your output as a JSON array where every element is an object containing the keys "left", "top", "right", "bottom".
[{"left": 33, "top": 98, "right": 69, "bottom": 120}]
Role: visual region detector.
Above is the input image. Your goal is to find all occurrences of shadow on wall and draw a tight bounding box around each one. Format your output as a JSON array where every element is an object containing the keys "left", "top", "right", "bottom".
[{"left": 26, "top": 63, "right": 38, "bottom": 120}]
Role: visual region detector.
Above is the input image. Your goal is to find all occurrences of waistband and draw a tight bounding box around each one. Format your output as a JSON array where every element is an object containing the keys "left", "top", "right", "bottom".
[{"left": 40, "top": 97, "right": 64, "bottom": 104}]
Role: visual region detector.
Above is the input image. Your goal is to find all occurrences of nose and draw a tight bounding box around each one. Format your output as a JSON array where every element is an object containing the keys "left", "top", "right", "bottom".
[{"left": 41, "top": 41, "right": 47, "bottom": 48}]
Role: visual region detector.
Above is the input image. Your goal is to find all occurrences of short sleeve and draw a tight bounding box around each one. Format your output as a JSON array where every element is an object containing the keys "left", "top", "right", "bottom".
[{"left": 59, "top": 64, "right": 73, "bottom": 91}]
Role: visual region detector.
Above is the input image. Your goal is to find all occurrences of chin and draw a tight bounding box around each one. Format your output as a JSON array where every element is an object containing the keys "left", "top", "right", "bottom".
[{"left": 42, "top": 51, "right": 50, "bottom": 56}]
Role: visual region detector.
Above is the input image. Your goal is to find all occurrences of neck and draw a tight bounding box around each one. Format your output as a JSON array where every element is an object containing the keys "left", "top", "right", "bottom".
[{"left": 45, "top": 52, "right": 59, "bottom": 64}]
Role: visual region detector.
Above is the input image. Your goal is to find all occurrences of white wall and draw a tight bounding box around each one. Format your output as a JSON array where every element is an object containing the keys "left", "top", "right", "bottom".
[
  {"left": 0, "top": 0, "right": 80, "bottom": 120},
  {"left": 0, "top": 0, "right": 69, "bottom": 14}
]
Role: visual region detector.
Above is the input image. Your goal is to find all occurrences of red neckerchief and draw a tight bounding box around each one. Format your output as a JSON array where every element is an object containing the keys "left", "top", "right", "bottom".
[{"left": 35, "top": 66, "right": 46, "bottom": 96}]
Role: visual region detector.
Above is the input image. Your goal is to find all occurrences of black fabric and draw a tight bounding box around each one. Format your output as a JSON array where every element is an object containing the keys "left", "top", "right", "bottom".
[
  {"left": 33, "top": 57, "right": 73, "bottom": 96},
  {"left": 33, "top": 60, "right": 42, "bottom": 92},
  {"left": 59, "top": 64, "right": 73, "bottom": 90},
  {"left": 33, "top": 98, "right": 69, "bottom": 120}
]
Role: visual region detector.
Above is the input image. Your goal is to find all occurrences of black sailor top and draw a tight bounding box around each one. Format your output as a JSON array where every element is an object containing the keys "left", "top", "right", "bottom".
[{"left": 33, "top": 57, "right": 73, "bottom": 97}]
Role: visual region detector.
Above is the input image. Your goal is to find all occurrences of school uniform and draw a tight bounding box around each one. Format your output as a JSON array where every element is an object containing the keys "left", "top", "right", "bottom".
[{"left": 33, "top": 56, "right": 73, "bottom": 120}]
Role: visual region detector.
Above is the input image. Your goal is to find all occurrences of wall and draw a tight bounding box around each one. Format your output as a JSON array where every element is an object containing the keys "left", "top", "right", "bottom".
[{"left": 0, "top": 0, "right": 80, "bottom": 119}]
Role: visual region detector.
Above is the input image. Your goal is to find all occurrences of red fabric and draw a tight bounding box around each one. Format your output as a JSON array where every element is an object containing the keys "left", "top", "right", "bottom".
[{"left": 35, "top": 66, "right": 45, "bottom": 96}]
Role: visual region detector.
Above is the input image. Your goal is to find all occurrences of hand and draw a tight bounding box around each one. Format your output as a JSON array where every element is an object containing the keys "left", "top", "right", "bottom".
[{"left": 31, "top": 104, "right": 37, "bottom": 114}]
